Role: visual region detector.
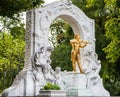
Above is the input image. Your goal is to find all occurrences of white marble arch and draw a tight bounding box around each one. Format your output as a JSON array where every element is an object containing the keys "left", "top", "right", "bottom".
[{"left": 32, "top": 0, "right": 95, "bottom": 70}]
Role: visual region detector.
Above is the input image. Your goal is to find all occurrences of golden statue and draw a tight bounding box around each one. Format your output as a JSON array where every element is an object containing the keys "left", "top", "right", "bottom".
[{"left": 70, "top": 33, "right": 88, "bottom": 73}]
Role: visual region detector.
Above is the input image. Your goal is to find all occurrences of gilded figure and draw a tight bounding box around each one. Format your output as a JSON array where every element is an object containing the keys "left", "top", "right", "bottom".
[{"left": 70, "top": 33, "right": 88, "bottom": 73}]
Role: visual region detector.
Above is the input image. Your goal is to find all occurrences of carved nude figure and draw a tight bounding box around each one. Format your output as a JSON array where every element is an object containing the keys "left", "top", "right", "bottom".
[{"left": 70, "top": 33, "right": 88, "bottom": 73}]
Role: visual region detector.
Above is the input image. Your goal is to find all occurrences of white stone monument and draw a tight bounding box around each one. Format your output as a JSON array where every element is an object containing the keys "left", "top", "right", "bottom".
[{"left": 2, "top": 0, "right": 110, "bottom": 96}]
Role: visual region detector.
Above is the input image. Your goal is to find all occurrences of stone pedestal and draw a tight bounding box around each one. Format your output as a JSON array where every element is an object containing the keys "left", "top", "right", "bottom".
[
  {"left": 67, "top": 89, "right": 91, "bottom": 97},
  {"left": 63, "top": 72, "right": 86, "bottom": 89},
  {"left": 62, "top": 72, "right": 92, "bottom": 96}
]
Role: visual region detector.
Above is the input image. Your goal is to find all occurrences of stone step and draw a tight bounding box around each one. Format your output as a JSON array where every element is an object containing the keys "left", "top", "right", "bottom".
[{"left": 66, "top": 88, "right": 92, "bottom": 96}]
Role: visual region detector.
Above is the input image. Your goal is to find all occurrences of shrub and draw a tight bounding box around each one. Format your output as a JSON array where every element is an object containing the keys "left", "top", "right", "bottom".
[{"left": 41, "top": 83, "right": 61, "bottom": 90}]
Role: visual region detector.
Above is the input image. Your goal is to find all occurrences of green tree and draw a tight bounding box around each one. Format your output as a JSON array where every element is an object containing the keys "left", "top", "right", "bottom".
[
  {"left": 103, "top": 0, "right": 120, "bottom": 63},
  {"left": 0, "top": 15, "right": 26, "bottom": 92},
  {"left": 0, "top": 0, "right": 44, "bottom": 18},
  {"left": 51, "top": 42, "right": 72, "bottom": 71},
  {"left": 0, "top": 32, "right": 25, "bottom": 93},
  {"left": 49, "top": 18, "right": 66, "bottom": 47},
  {"left": 50, "top": 18, "right": 73, "bottom": 71}
]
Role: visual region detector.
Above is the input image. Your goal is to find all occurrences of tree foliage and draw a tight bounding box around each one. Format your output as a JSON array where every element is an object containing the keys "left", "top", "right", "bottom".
[
  {"left": 51, "top": 43, "right": 72, "bottom": 71},
  {"left": 49, "top": 18, "right": 73, "bottom": 71},
  {"left": 0, "top": 32, "right": 25, "bottom": 93},
  {"left": 103, "top": 0, "right": 120, "bottom": 63},
  {"left": 0, "top": 0, "right": 44, "bottom": 18},
  {"left": 0, "top": 14, "right": 26, "bottom": 93}
]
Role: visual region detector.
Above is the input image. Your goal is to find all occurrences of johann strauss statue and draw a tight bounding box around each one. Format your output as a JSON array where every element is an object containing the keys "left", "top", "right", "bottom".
[{"left": 70, "top": 33, "right": 89, "bottom": 73}]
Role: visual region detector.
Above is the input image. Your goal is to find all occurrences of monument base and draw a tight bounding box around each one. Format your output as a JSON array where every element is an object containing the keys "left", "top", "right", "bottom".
[{"left": 61, "top": 72, "right": 92, "bottom": 96}]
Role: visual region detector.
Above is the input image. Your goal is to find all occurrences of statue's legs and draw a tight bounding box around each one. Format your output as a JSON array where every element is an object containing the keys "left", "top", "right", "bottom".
[
  {"left": 72, "top": 61, "right": 76, "bottom": 72},
  {"left": 72, "top": 60, "right": 76, "bottom": 72},
  {"left": 77, "top": 54, "right": 84, "bottom": 73},
  {"left": 71, "top": 51, "right": 77, "bottom": 72}
]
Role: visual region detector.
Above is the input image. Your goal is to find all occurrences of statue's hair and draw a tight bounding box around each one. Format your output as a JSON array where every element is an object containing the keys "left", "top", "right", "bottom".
[{"left": 74, "top": 33, "right": 80, "bottom": 39}]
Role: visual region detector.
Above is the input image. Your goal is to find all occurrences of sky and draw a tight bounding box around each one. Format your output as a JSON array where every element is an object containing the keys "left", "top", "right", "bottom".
[{"left": 44, "top": 0, "right": 59, "bottom": 4}]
